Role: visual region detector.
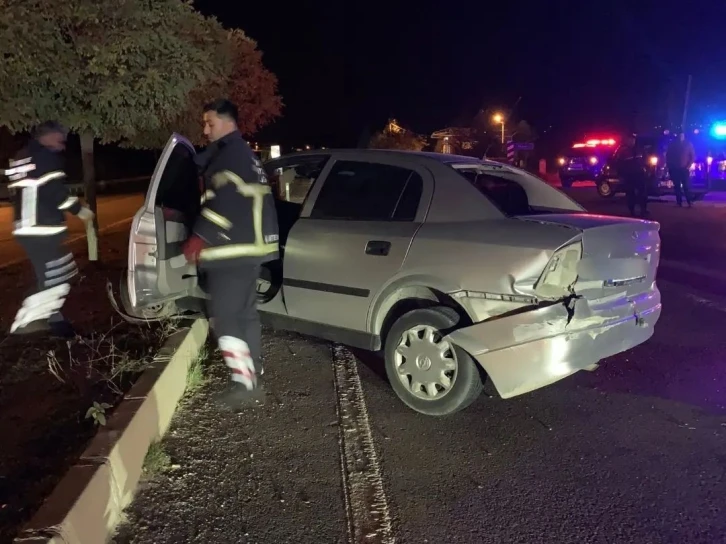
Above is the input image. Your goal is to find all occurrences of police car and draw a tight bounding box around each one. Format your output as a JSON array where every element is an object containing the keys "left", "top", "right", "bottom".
[
  {"left": 595, "top": 133, "right": 710, "bottom": 199},
  {"left": 557, "top": 138, "right": 617, "bottom": 188}
]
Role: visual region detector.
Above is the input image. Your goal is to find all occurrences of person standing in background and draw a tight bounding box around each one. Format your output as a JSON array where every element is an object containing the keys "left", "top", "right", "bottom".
[
  {"left": 616, "top": 134, "right": 650, "bottom": 217},
  {"left": 666, "top": 131, "right": 696, "bottom": 207}
]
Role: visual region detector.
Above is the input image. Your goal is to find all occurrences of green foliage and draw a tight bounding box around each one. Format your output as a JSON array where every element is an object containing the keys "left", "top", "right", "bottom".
[
  {"left": 368, "top": 130, "right": 427, "bottom": 151},
  {"left": 130, "top": 29, "right": 283, "bottom": 148},
  {"left": 85, "top": 401, "right": 112, "bottom": 426},
  {"left": 0, "top": 0, "right": 226, "bottom": 144},
  {"left": 143, "top": 441, "right": 172, "bottom": 476}
]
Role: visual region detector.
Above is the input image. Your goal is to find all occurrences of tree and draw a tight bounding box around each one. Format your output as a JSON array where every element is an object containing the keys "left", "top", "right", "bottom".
[
  {"left": 368, "top": 120, "right": 427, "bottom": 151},
  {"left": 0, "top": 0, "right": 226, "bottom": 237},
  {"left": 131, "top": 29, "right": 283, "bottom": 147}
]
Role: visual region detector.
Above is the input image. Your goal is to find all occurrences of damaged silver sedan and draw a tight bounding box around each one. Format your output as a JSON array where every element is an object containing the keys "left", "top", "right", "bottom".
[{"left": 114, "top": 138, "right": 662, "bottom": 416}]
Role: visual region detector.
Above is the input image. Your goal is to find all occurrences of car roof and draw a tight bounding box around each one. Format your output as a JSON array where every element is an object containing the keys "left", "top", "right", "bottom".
[{"left": 267, "top": 148, "right": 505, "bottom": 168}]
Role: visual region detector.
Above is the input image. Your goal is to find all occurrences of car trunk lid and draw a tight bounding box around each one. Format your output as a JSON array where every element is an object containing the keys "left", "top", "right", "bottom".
[{"left": 516, "top": 213, "right": 661, "bottom": 300}]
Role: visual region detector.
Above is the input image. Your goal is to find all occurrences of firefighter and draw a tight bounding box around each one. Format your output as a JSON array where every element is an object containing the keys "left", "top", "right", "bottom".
[
  {"left": 618, "top": 133, "right": 649, "bottom": 217},
  {"left": 182, "top": 99, "right": 279, "bottom": 407},
  {"left": 666, "top": 131, "right": 695, "bottom": 207},
  {"left": 5, "top": 121, "right": 95, "bottom": 338}
]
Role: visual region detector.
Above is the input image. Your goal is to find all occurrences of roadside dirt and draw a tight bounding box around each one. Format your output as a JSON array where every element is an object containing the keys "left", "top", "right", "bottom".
[{"left": 0, "top": 231, "right": 166, "bottom": 542}]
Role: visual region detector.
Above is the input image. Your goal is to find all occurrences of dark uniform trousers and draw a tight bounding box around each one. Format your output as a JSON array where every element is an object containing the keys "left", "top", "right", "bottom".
[
  {"left": 669, "top": 165, "right": 692, "bottom": 205},
  {"left": 625, "top": 175, "right": 649, "bottom": 215},
  {"left": 12, "top": 233, "right": 78, "bottom": 331},
  {"left": 201, "top": 263, "right": 262, "bottom": 373}
]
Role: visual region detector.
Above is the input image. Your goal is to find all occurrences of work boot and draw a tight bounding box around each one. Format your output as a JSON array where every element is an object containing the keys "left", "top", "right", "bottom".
[
  {"left": 11, "top": 319, "right": 51, "bottom": 336},
  {"left": 215, "top": 381, "right": 265, "bottom": 412}
]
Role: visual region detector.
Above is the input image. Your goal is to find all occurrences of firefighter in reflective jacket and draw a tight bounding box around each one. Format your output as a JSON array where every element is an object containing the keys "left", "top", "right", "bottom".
[
  {"left": 5, "top": 121, "right": 95, "bottom": 337},
  {"left": 183, "top": 99, "right": 279, "bottom": 407}
]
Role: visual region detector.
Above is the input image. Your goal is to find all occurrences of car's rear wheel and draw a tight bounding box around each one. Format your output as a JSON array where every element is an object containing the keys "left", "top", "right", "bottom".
[
  {"left": 384, "top": 306, "right": 482, "bottom": 416},
  {"left": 597, "top": 180, "right": 614, "bottom": 198},
  {"left": 560, "top": 177, "right": 573, "bottom": 188}
]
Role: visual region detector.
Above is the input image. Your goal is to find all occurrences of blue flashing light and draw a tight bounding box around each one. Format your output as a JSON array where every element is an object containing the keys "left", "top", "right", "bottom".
[{"left": 710, "top": 122, "right": 726, "bottom": 139}]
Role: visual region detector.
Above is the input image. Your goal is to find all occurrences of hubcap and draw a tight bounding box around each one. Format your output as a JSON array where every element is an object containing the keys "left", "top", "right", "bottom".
[
  {"left": 600, "top": 182, "right": 611, "bottom": 196},
  {"left": 394, "top": 325, "right": 457, "bottom": 401}
]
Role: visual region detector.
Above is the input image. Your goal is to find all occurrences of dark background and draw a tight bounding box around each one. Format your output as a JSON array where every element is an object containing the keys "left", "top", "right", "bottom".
[{"left": 197, "top": 0, "right": 726, "bottom": 150}]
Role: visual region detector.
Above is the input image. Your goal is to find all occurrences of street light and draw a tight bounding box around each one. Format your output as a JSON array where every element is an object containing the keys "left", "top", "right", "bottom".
[{"left": 492, "top": 113, "right": 505, "bottom": 144}]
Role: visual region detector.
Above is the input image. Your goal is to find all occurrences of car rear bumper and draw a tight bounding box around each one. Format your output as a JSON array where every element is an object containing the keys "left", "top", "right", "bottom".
[{"left": 445, "top": 288, "right": 662, "bottom": 399}]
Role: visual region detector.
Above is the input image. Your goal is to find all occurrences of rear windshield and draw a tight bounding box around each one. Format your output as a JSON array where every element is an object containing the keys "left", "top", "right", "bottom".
[{"left": 453, "top": 164, "right": 584, "bottom": 217}]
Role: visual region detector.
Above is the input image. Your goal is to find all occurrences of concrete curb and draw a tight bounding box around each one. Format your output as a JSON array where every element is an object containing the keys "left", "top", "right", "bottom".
[{"left": 13, "top": 318, "right": 209, "bottom": 544}]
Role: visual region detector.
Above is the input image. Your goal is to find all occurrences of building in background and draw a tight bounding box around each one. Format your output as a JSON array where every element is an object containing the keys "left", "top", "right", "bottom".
[{"left": 430, "top": 127, "right": 477, "bottom": 155}]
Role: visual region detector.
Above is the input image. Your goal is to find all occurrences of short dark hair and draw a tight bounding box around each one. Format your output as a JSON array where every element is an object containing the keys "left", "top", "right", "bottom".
[
  {"left": 33, "top": 121, "right": 68, "bottom": 139},
  {"left": 203, "top": 99, "right": 238, "bottom": 124}
]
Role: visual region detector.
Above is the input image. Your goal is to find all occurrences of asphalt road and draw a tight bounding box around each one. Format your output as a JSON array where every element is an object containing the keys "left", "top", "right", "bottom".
[
  {"left": 0, "top": 193, "right": 143, "bottom": 267},
  {"left": 107, "top": 185, "right": 726, "bottom": 544}
]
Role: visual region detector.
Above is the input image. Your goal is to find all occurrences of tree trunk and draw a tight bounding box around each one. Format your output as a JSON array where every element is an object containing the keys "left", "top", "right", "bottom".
[{"left": 80, "top": 130, "right": 99, "bottom": 261}]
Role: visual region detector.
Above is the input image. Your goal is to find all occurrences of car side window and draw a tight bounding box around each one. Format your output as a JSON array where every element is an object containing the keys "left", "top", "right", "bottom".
[
  {"left": 265, "top": 155, "right": 330, "bottom": 204},
  {"left": 310, "top": 160, "right": 422, "bottom": 221},
  {"left": 613, "top": 145, "right": 630, "bottom": 161},
  {"left": 155, "top": 143, "right": 199, "bottom": 219}
]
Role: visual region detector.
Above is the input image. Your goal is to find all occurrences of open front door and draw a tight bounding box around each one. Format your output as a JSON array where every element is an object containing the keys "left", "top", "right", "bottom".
[{"left": 127, "top": 133, "right": 201, "bottom": 311}]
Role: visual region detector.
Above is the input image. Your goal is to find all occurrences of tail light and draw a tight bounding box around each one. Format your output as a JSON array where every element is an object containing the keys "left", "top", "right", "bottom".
[{"left": 534, "top": 241, "right": 582, "bottom": 299}]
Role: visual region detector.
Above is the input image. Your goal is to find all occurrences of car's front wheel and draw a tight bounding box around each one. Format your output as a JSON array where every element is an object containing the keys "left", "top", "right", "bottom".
[
  {"left": 115, "top": 270, "right": 178, "bottom": 321},
  {"left": 597, "top": 180, "right": 615, "bottom": 198},
  {"left": 384, "top": 306, "right": 483, "bottom": 416}
]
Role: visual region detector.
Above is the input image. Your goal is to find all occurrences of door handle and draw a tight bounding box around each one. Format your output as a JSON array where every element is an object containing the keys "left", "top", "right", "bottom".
[{"left": 365, "top": 240, "right": 391, "bottom": 256}]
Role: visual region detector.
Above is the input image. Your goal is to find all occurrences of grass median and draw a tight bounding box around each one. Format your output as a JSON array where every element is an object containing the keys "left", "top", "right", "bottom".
[{"left": 0, "top": 230, "right": 177, "bottom": 542}]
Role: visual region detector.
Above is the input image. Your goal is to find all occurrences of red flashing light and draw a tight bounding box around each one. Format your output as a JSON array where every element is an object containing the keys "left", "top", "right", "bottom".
[{"left": 572, "top": 138, "right": 616, "bottom": 149}]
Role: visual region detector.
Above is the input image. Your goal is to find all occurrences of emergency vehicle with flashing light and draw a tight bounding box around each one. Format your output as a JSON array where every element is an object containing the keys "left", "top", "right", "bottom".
[{"left": 556, "top": 138, "right": 617, "bottom": 188}]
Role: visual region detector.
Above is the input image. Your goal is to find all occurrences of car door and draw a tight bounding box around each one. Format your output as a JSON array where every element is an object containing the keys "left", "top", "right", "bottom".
[
  {"left": 281, "top": 154, "right": 432, "bottom": 333},
  {"left": 127, "top": 133, "right": 201, "bottom": 309}
]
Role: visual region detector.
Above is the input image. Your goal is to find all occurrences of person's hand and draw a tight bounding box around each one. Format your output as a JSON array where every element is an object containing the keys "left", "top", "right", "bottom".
[
  {"left": 77, "top": 206, "right": 94, "bottom": 223},
  {"left": 182, "top": 235, "right": 205, "bottom": 264}
]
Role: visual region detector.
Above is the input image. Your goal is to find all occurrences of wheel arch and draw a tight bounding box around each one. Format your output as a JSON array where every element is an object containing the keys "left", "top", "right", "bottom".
[{"left": 368, "top": 276, "right": 474, "bottom": 349}]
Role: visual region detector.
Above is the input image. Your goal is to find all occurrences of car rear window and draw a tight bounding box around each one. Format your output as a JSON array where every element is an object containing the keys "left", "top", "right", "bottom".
[
  {"left": 457, "top": 170, "right": 532, "bottom": 216},
  {"left": 453, "top": 164, "right": 584, "bottom": 217}
]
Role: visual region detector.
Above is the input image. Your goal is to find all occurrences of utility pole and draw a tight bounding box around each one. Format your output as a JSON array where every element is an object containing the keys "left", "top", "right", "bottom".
[{"left": 681, "top": 74, "right": 692, "bottom": 132}]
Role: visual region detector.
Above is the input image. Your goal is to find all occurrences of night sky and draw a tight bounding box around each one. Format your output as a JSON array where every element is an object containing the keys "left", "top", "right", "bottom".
[{"left": 195, "top": 0, "right": 726, "bottom": 149}]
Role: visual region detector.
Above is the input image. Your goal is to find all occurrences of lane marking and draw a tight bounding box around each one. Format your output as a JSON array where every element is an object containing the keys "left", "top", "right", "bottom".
[
  {"left": 332, "top": 345, "right": 395, "bottom": 544},
  {"left": 0, "top": 217, "right": 132, "bottom": 270}
]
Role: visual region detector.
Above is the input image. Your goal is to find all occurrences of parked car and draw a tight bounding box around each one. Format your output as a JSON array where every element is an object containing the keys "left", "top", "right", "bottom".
[{"left": 111, "top": 134, "right": 663, "bottom": 416}]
